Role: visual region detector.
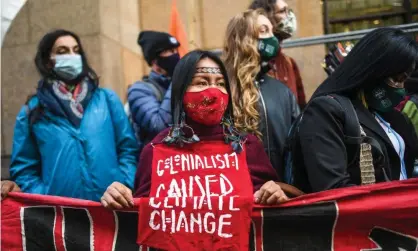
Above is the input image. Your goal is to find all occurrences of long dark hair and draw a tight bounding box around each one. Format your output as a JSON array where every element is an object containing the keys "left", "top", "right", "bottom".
[
  {"left": 27, "top": 29, "right": 99, "bottom": 124},
  {"left": 34, "top": 29, "right": 98, "bottom": 82},
  {"left": 405, "top": 70, "right": 418, "bottom": 93},
  {"left": 165, "top": 50, "right": 245, "bottom": 150},
  {"left": 170, "top": 50, "right": 234, "bottom": 126},
  {"left": 313, "top": 28, "right": 418, "bottom": 99}
]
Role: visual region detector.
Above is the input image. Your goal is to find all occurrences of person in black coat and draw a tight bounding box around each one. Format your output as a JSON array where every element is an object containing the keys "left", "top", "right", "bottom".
[
  {"left": 223, "top": 9, "right": 300, "bottom": 179},
  {"left": 292, "top": 27, "right": 418, "bottom": 193}
]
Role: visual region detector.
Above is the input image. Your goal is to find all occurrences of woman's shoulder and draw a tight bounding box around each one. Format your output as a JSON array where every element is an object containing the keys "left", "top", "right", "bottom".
[
  {"left": 244, "top": 133, "right": 264, "bottom": 150},
  {"left": 245, "top": 133, "right": 260, "bottom": 143},
  {"left": 299, "top": 95, "right": 347, "bottom": 127},
  {"left": 26, "top": 96, "right": 40, "bottom": 110},
  {"left": 263, "top": 75, "right": 288, "bottom": 88},
  {"left": 96, "top": 87, "right": 117, "bottom": 98},
  {"left": 16, "top": 96, "right": 40, "bottom": 119},
  {"left": 94, "top": 88, "right": 126, "bottom": 108},
  {"left": 140, "top": 128, "right": 171, "bottom": 156},
  {"left": 384, "top": 109, "right": 417, "bottom": 132},
  {"left": 262, "top": 75, "right": 295, "bottom": 96},
  {"left": 308, "top": 95, "right": 348, "bottom": 112},
  {"left": 150, "top": 128, "right": 171, "bottom": 144}
]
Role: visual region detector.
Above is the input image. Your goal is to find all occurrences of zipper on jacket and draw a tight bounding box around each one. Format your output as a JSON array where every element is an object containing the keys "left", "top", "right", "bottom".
[{"left": 255, "top": 79, "right": 271, "bottom": 161}]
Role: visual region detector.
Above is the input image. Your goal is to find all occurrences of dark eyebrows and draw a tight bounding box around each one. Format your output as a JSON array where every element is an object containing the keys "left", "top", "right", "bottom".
[
  {"left": 55, "top": 46, "right": 69, "bottom": 52},
  {"left": 276, "top": 6, "right": 288, "bottom": 13},
  {"left": 53, "top": 45, "right": 80, "bottom": 54},
  {"left": 192, "top": 74, "right": 225, "bottom": 80}
]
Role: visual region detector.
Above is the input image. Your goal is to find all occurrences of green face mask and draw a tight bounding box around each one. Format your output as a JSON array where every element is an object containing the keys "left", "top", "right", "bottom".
[
  {"left": 258, "top": 36, "right": 280, "bottom": 62},
  {"left": 365, "top": 83, "right": 406, "bottom": 113}
]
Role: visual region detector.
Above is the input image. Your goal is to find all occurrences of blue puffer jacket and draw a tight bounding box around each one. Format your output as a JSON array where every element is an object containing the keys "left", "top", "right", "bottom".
[
  {"left": 127, "top": 71, "right": 172, "bottom": 146},
  {"left": 10, "top": 88, "right": 138, "bottom": 201}
]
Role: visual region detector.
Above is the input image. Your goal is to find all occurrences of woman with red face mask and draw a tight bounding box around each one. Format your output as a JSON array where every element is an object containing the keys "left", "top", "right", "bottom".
[{"left": 100, "top": 50, "right": 302, "bottom": 210}]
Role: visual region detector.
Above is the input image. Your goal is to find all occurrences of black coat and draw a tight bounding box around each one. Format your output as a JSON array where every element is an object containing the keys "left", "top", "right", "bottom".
[
  {"left": 257, "top": 75, "right": 300, "bottom": 179},
  {"left": 293, "top": 95, "right": 418, "bottom": 193}
]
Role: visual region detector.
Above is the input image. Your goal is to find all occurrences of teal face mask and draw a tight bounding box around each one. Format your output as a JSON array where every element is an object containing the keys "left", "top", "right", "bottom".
[
  {"left": 53, "top": 54, "right": 83, "bottom": 80},
  {"left": 365, "top": 83, "right": 406, "bottom": 113},
  {"left": 258, "top": 36, "right": 280, "bottom": 62}
]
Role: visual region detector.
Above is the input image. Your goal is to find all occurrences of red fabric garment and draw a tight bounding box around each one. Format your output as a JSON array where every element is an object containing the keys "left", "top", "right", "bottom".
[
  {"left": 396, "top": 95, "right": 410, "bottom": 111},
  {"left": 272, "top": 49, "right": 307, "bottom": 108},
  {"left": 134, "top": 122, "right": 279, "bottom": 197},
  {"left": 149, "top": 141, "right": 253, "bottom": 197},
  {"left": 137, "top": 141, "right": 254, "bottom": 250},
  {"left": 3, "top": 179, "right": 418, "bottom": 251}
]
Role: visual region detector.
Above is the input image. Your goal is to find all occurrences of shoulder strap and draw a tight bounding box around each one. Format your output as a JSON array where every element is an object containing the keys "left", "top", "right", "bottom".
[
  {"left": 142, "top": 77, "right": 164, "bottom": 102},
  {"left": 284, "top": 95, "right": 360, "bottom": 183},
  {"left": 328, "top": 94, "right": 361, "bottom": 142},
  {"left": 329, "top": 94, "right": 383, "bottom": 150},
  {"left": 285, "top": 94, "right": 385, "bottom": 185},
  {"left": 330, "top": 94, "right": 390, "bottom": 183}
]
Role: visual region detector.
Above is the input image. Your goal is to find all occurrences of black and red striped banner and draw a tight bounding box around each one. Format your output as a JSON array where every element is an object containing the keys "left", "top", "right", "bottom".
[{"left": 2, "top": 179, "right": 418, "bottom": 251}]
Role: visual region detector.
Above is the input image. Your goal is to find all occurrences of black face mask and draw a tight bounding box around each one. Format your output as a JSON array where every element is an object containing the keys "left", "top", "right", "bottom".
[
  {"left": 365, "top": 82, "right": 406, "bottom": 113},
  {"left": 157, "top": 53, "right": 180, "bottom": 77}
]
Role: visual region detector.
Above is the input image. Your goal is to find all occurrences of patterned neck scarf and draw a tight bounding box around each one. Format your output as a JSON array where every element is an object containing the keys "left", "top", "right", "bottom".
[{"left": 37, "top": 78, "right": 95, "bottom": 127}]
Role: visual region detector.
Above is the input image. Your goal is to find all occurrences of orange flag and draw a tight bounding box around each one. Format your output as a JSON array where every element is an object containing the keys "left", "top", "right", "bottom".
[{"left": 169, "top": 0, "right": 189, "bottom": 57}]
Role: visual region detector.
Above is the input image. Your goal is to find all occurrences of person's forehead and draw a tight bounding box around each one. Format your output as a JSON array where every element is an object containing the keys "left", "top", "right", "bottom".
[
  {"left": 196, "top": 58, "right": 219, "bottom": 68},
  {"left": 54, "top": 35, "right": 78, "bottom": 48},
  {"left": 258, "top": 15, "right": 272, "bottom": 27},
  {"left": 276, "top": 0, "right": 288, "bottom": 9}
]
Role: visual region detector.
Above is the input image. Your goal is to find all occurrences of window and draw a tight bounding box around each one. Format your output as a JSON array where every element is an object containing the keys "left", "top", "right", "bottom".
[{"left": 323, "top": 0, "right": 418, "bottom": 34}]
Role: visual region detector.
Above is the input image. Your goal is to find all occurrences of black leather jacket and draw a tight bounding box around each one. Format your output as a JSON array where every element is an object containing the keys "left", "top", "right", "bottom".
[
  {"left": 293, "top": 96, "right": 418, "bottom": 193},
  {"left": 256, "top": 74, "right": 300, "bottom": 179}
]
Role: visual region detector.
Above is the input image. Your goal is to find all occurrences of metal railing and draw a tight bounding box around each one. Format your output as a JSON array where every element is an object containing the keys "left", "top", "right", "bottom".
[{"left": 212, "top": 22, "right": 418, "bottom": 55}]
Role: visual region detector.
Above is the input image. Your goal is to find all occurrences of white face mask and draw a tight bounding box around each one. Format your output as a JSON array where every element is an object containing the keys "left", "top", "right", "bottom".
[
  {"left": 52, "top": 54, "right": 83, "bottom": 80},
  {"left": 274, "top": 9, "right": 297, "bottom": 40}
]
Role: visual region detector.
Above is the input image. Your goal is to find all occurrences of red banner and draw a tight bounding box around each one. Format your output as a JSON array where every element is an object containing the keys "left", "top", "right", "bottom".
[
  {"left": 139, "top": 142, "right": 254, "bottom": 250},
  {"left": 1, "top": 179, "right": 418, "bottom": 251}
]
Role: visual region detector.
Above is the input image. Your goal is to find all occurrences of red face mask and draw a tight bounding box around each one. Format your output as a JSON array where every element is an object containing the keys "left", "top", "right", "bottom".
[{"left": 183, "top": 88, "right": 229, "bottom": 126}]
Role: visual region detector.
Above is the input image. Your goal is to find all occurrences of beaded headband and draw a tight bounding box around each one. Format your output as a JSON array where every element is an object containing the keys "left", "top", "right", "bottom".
[{"left": 195, "top": 67, "right": 222, "bottom": 74}]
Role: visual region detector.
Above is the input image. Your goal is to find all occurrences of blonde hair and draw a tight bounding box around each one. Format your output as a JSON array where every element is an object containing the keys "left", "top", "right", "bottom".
[{"left": 222, "top": 9, "right": 265, "bottom": 139}]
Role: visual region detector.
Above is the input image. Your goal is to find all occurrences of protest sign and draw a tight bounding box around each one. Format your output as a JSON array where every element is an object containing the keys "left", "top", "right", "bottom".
[{"left": 138, "top": 142, "right": 254, "bottom": 250}]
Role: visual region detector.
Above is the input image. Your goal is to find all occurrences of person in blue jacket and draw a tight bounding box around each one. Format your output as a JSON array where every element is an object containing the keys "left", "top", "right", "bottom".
[
  {"left": 9, "top": 29, "right": 138, "bottom": 202},
  {"left": 127, "top": 31, "right": 181, "bottom": 148}
]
